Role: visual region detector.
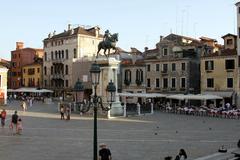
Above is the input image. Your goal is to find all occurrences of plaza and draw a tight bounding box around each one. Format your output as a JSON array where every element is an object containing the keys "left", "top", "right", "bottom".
[{"left": 0, "top": 101, "right": 239, "bottom": 160}]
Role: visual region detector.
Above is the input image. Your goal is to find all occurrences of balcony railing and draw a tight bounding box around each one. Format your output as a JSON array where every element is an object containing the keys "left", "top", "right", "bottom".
[{"left": 51, "top": 74, "right": 64, "bottom": 79}]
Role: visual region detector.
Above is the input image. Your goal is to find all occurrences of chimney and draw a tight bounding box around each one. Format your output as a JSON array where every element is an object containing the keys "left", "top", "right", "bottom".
[
  {"left": 68, "top": 24, "right": 72, "bottom": 31},
  {"left": 160, "top": 36, "right": 164, "bottom": 42},
  {"left": 16, "top": 42, "right": 24, "bottom": 50},
  {"left": 144, "top": 47, "right": 148, "bottom": 52}
]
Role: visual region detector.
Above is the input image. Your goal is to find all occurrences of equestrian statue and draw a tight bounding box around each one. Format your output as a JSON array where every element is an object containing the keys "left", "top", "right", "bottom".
[{"left": 97, "top": 30, "right": 118, "bottom": 58}]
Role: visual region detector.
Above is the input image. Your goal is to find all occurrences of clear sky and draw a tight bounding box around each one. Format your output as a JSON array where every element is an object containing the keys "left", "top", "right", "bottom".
[{"left": 0, "top": 0, "right": 238, "bottom": 60}]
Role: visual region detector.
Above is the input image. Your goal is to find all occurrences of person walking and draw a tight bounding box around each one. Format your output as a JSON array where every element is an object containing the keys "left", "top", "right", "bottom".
[
  {"left": 99, "top": 143, "right": 112, "bottom": 160},
  {"left": 0, "top": 109, "right": 7, "bottom": 128},
  {"left": 66, "top": 107, "right": 70, "bottom": 120},
  {"left": 11, "top": 111, "right": 19, "bottom": 134},
  {"left": 60, "top": 106, "right": 65, "bottom": 120},
  {"left": 16, "top": 118, "right": 23, "bottom": 135}
]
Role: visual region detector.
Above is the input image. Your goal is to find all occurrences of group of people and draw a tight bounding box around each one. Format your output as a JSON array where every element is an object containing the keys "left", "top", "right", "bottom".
[
  {"left": 60, "top": 105, "right": 71, "bottom": 120},
  {"left": 0, "top": 110, "right": 23, "bottom": 135}
]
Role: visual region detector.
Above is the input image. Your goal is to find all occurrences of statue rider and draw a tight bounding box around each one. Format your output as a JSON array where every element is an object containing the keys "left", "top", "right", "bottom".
[{"left": 103, "top": 30, "right": 112, "bottom": 43}]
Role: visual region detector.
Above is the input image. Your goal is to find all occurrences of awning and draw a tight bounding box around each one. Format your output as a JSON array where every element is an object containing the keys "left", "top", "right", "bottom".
[
  {"left": 7, "top": 87, "right": 53, "bottom": 93},
  {"left": 118, "top": 92, "right": 166, "bottom": 98},
  {"left": 167, "top": 94, "right": 223, "bottom": 100},
  {"left": 202, "top": 91, "right": 234, "bottom": 98}
]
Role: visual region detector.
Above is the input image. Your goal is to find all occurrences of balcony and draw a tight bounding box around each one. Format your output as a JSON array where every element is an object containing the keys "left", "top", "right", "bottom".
[
  {"left": 52, "top": 58, "right": 65, "bottom": 64},
  {"left": 226, "top": 69, "right": 234, "bottom": 72},
  {"left": 51, "top": 74, "right": 64, "bottom": 79},
  {"left": 161, "top": 70, "right": 168, "bottom": 75},
  {"left": 206, "top": 69, "right": 213, "bottom": 73},
  {"left": 180, "top": 88, "right": 186, "bottom": 91}
]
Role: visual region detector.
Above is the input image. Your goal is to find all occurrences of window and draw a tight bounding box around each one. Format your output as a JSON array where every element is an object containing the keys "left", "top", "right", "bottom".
[
  {"left": 51, "top": 66, "right": 53, "bottom": 75},
  {"left": 74, "top": 48, "right": 77, "bottom": 58},
  {"left": 44, "top": 80, "right": 47, "bottom": 87},
  {"left": 171, "top": 78, "right": 176, "bottom": 88},
  {"left": 65, "top": 65, "right": 68, "bottom": 75},
  {"left": 239, "top": 27, "right": 240, "bottom": 38},
  {"left": 181, "top": 78, "right": 186, "bottom": 88},
  {"left": 136, "top": 69, "right": 143, "bottom": 85},
  {"left": 66, "top": 49, "right": 69, "bottom": 59},
  {"left": 227, "top": 78, "right": 233, "bottom": 88},
  {"left": 156, "top": 78, "right": 160, "bottom": 88},
  {"left": 226, "top": 39, "right": 233, "bottom": 45},
  {"left": 172, "top": 63, "right": 176, "bottom": 71},
  {"left": 23, "top": 69, "right": 26, "bottom": 73},
  {"left": 124, "top": 69, "right": 131, "bottom": 82},
  {"left": 225, "top": 59, "right": 235, "bottom": 70},
  {"left": 28, "top": 68, "right": 35, "bottom": 75},
  {"left": 37, "top": 68, "right": 40, "bottom": 73},
  {"left": 163, "top": 78, "right": 168, "bottom": 88},
  {"left": 55, "top": 51, "right": 58, "bottom": 59},
  {"left": 62, "top": 50, "right": 64, "bottom": 59},
  {"left": 147, "top": 64, "right": 151, "bottom": 72},
  {"left": 44, "top": 67, "right": 47, "bottom": 75},
  {"left": 44, "top": 52, "right": 47, "bottom": 61},
  {"left": 205, "top": 61, "right": 214, "bottom": 70},
  {"left": 58, "top": 51, "right": 61, "bottom": 59},
  {"left": 163, "top": 64, "right": 168, "bottom": 72},
  {"left": 65, "top": 80, "right": 69, "bottom": 87},
  {"left": 207, "top": 78, "right": 214, "bottom": 88},
  {"left": 147, "top": 78, "right": 151, "bottom": 87},
  {"left": 163, "top": 48, "right": 168, "bottom": 56},
  {"left": 181, "top": 63, "right": 186, "bottom": 71},
  {"left": 51, "top": 51, "right": 53, "bottom": 60},
  {"left": 156, "top": 64, "right": 160, "bottom": 71}
]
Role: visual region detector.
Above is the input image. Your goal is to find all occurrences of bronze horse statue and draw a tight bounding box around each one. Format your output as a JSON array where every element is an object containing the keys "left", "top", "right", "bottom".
[{"left": 97, "top": 33, "right": 118, "bottom": 58}]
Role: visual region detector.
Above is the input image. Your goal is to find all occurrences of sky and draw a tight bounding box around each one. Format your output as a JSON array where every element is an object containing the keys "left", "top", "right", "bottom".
[{"left": 0, "top": 0, "right": 238, "bottom": 60}]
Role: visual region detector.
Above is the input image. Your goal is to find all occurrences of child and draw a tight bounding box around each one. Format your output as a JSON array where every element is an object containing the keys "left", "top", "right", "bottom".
[{"left": 17, "top": 118, "right": 23, "bottom": 135}]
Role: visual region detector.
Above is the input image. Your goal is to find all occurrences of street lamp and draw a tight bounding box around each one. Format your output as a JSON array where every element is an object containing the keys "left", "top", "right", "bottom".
[
  {"left": 74, "top": 78, "right": 84, "bottom": 104},
  {"left": 74, "top": 61, "right": 116, "bottom": 160}
]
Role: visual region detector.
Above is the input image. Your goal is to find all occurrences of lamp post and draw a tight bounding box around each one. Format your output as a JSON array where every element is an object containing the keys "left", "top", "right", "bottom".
[
  {"left": 74, "top": 61, "right": 116, "bottom": 160},
  {"left": 74, "top": 78, "right": 84, "bottom": 105}
]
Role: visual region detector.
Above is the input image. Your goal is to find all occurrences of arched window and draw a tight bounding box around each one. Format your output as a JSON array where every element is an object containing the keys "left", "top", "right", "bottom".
[
  {"left": 124, "top": 69, "right": 131, "bottom": 85},
  {"left": 74, "top": 48, "right": 77, "bottom": 58},
  {"left": 66, "top": 49, "right": 69, "bottom": 59},
  {"left": 51, "top": 66, "right": 53, "bottom": 75},
  {"left": 65, "top": 65, "right": 68, "bottom": 75},
  {"left": 51, "top": 51, "right": 53, "bottom": 60},
  {"left": 44, "top": 52, "right": 47, "bottom": 61},
  {"left": 62, "top": 50, "right": 64, "bottom": 59},
  {"left": 55, "top": 51, "right": 58, "bottom": 59},
  {"left": 58, "top": 50, "right": 61, "bottom": 59},
  {"left": 44, "top": 66, "right": 47, "bottom": 75},
  {"left": 136, "top": 69, "right": 143, "bottom": 85}
]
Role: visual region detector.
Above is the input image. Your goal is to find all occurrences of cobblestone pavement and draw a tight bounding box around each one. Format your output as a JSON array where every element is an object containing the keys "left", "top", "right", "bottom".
[{"left": 0, "top": 100, "right": 239, "bottom": 160}]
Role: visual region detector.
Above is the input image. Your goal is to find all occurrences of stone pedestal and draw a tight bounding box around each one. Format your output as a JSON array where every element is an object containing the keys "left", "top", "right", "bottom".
[{"left": 95, "top": 57, "right": 123, "bottom": 117}]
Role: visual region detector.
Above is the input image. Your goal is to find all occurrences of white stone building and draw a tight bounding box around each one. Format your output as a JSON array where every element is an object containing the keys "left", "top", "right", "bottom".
[{"left": 43, "top": 25, "right": 103, "bottom": 97}]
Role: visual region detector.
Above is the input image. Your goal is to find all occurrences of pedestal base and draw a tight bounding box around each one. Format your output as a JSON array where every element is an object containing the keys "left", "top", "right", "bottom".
[{"left": 109, "top": 101, "right": 123, "bottom": 117}]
